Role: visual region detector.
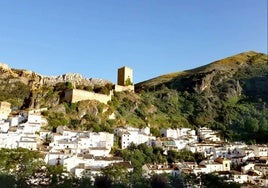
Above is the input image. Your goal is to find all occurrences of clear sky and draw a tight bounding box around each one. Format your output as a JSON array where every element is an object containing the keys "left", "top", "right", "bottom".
[{"left": 0, "top": 0, "right": 267, "bottom": 83}]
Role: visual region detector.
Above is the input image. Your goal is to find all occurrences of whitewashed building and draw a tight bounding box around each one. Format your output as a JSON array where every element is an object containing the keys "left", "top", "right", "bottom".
[
  {"left": 251, "top": 144, "right": 268, "bottom": 157},
  {"left": 0, "top": 121, "right": 9, "bottom": 133},
  {"left": 160, "top": 128, "right": 194, "bottom": 139},
  {"left": 198, "top": 127, "right": 221, "bottom": 142},
  {"left": 0, "top": 131, "right": 20, "bottom": 148},
  {"left": 18, "top": 136, "right": 37, "bottom": 150},
  {"left": 115, "top": 126, "right": 155, "bottom": 149}
]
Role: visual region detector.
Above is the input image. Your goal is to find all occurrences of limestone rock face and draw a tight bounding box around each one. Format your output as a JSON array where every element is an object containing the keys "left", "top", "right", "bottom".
[
  {"left": 0, "top": 63, "right": 10, "bottom": 71},
  {"left": 0, "top": 64, "right": 110, "bottom": 89}
]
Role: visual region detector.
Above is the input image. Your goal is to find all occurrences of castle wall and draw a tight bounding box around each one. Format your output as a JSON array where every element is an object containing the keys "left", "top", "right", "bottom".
[
  {"left": 65, "top": 89, "right": 112, "bottom": 104},
  {"left": 113, "top": 85, "right": 134, "bottom": 92}
]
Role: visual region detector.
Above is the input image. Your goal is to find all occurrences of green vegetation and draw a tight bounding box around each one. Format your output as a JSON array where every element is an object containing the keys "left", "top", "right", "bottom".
[
  {"left": 0, "top": 80, "right": 30, "bottom": 107},
  {"left": 0, "top": 148, "right": 78, "bottom": 187},
  {"left": 0, "top": 147, "right": 238, "bottom": 188},
  {"left": 93, "top": 83, "right": 113, "bottom": 95},
  {"left": 124, "top": 77, "right": 133, "bottom": 86},
  {"left": 131, "top": 52, "right": 268, "bottom": 143},
  {"left": 109, "top": 143, "right": 205, "bottom": 187}
]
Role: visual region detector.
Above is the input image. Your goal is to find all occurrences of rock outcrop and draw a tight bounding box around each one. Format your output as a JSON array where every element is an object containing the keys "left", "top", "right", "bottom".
[{"left": 0, "top": 63, "right": 110, "bottom": 90}]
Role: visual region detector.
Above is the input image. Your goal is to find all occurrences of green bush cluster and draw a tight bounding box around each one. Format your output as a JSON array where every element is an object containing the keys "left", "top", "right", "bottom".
[{"left": 0, "top": 80, "right": 30, "bottom": 107}]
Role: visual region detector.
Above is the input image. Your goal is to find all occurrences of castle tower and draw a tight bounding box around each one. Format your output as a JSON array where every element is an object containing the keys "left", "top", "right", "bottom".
[{"left": 117, "top": 66, "right": 133, "bottom": 86}]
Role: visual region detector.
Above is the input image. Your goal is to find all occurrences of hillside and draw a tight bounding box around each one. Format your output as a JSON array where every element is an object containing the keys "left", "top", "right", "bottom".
[
  {"left": 136, "top": 51, "right": 268, "bottom": 98},
  {"left": 0, "top": 51, "right": 268, "bottom": 143},
  {"left": 134, "top": 51, "right": 268, "bottom": 142}
]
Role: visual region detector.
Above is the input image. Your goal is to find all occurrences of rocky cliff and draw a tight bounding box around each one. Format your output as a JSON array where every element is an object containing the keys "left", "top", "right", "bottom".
[
  {"left": 0, "top": 63, "right": 111, "bottom": 108},
  {"left": 0, "top": 63, "right": 109, "bottom": 89}
]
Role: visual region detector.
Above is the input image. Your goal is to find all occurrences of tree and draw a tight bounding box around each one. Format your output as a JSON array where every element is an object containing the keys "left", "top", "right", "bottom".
[
  {"left": 169, "top": 175, "right": 184, "bottom": 188},
  {"left": 66, "top": 82, "right": 73, "bottom": 89},
  {"left": 245, "top": 117, "right": 259, "bottom": 132},
  {"left": 150, "top": 174, "right": 168, "bottom": 188},
  {"left": 167, "top": 150, "right": 179, "bottom": 163},
  {"left": 101, "top": 164, "right": 129, "bottom": 185},
  {"left": 0, "top": 173, "right": 16, "bottom": 188},
  {"left": 194, "top": 152, "right": 205, "bottom": 164},
  {"left": 0, "top": 148, "right": 48, "bottom": 187},
  {"left": 78, "top": 176, "right": 93, "bottom": 188},
  {"left": 201, "top": 173, "right": 240, "bottom": 188},
  {"left": 182, "top": 173, "right": 198, "bottom": 187},
  {"left": 125, "top": 78, "right": 133, "bottom": 86},
  {"left": 46, "top": 165, "right": 72, "bottom": 187},
  {"left": 94, "top": 175, "right": 111, "bottom": 188},
  {"left": 128, "top": 170, "right": 150, "bottom": 188}
]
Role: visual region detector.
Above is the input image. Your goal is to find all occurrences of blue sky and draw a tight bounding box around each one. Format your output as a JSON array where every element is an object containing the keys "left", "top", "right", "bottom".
[{"left": 0, "top": 0, "right": 267, "bottom": 83}]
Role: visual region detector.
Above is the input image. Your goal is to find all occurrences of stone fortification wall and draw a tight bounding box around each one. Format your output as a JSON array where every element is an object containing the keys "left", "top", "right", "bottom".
[
  {"left": 113, "top": 85, "right": 134, "bottom": 92},
  {"left": 65, "top": 89, "right": 112, "bottom": 104}
]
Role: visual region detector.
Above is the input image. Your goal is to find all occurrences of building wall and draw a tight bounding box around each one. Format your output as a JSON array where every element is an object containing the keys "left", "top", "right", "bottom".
[
  {"left": 65, "top": 89, "right": 112, "bottom": 104},
  {"left": 117, "top": 66, "right": 133, "bottom": 86},
  {"left": 0, "top": 101, "right": 11, "bottom": 119},
  {"left": 113, "top": 85, "right": 134, "bottom": 92},
  {"left": 0, "top": 101, "right": 11, "bottom": 110}
]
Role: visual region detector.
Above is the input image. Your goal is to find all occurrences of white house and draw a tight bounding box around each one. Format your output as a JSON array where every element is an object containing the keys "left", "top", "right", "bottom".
[
  {"left": 0, "top": 122, "right": 9, "bottom": 133},
  {"left": 186, "top": 143, "right": 220, "bottom": 158},
  {"left": 230, "top": 170, "right": 248, "bottom": 184},
  {"left": 63, "top": 155, "right": 87, "bottom": 172},
  {"left": 21, "top": 123, "right": 41, "bottom": 134},
  {"left": 115, "top": 126, "right": 155, "bottom": 149},
  {"left": 87, "top": 132, "right": 114, "bottom": 149},
  {"left": 27, "top": 114, "right": 42, "bottom": 124},
  {"left": 88, "top": 147, "right": 110, "bottom": 157},
  {"left": 0, "top": 132, "right": 21, "bottom": 148},
  {"left": 173, "top": 139, "right": 188, "bottom": 150},
  {"left": 198, "top": 127, "right": 221, "bottom": 142},
  {"left": 241, "top": 163, "right": 255, "bottom": 174},
  {"left": 198, "top": 158, "right": 231, "bottom": 174},
  {"left": 142, "top": 164, "right": 181, "bottom": 177},
  {"left": 160, "top": 128, "right": 194, "bottom": 139},
  {"left": 45, "top": 151, "right": 72, "bottom": 165},
  {"left": 64, "top": 155, "right": 124, "bottom": 178},
  {"left": 251, "top": 144, "right": 268, "bottom": 157},
  {"left": 18, "top": 136, "right": 37, "bottom": 150},
  {"left": 214, "top": 146, "right": 230, "bottom": 159},
  {"left": 9, "top": 115, "right": 25, "bottom": 126}
]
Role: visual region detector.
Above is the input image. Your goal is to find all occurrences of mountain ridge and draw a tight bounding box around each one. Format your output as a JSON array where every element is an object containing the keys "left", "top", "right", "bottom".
[{"left": 135, "top": 51, "right": 267, "bottom": 90}]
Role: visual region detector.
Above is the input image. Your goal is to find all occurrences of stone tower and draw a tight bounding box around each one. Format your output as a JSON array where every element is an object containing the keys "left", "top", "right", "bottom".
[{"left": 117, "top": 66, "right": 133, "bottom": 86}]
